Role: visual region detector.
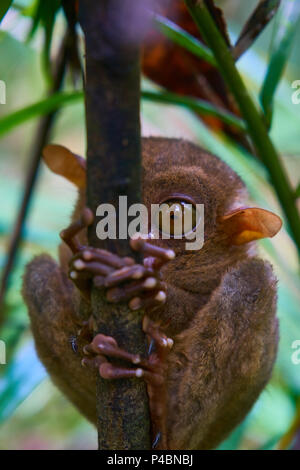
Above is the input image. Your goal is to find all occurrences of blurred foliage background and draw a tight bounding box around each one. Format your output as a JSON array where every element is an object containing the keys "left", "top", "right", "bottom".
[{"left": 0, "top": 0, "right": 299, "bottom": 450}]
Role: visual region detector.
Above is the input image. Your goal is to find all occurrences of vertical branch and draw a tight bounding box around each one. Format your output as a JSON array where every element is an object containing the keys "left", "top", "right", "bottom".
[{"left": 78, "top": 0, "right": 151, "bottom": 450}]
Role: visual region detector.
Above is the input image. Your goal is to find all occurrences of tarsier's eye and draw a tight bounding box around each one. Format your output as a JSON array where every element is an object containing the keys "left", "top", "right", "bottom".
[{"left": 155, "top": 199, "right": 199, "bottom": 237}]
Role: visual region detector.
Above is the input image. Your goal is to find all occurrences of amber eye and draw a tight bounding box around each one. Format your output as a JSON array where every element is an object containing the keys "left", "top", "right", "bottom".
[{"left": 154, "top": 199, "right": 199, "bottom": 237}]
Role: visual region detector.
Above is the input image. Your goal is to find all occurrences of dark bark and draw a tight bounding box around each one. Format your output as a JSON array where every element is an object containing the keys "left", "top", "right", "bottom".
[{"left": 78, "top": 0, "right": 151, "bottom": 450}]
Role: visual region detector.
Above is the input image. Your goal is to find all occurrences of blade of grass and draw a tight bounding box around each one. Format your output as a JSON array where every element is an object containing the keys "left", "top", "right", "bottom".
[
  {"left": 142, "top": 89, "right": 245, "bottom": 131},
  {"left": 153, "top": 13, "right": 216, "bottom": 66},
  {"left": 0, "top": 91, "right": 83, "bottom": 137},
  {"left": 185, "top": 0, "right": 300, "bottom": 255},
  {"left": 0, "top": 88, "right": 245, "bottom": 137},
  {"left": 260, "top": 0, "right": 300, "bottom": 126}
]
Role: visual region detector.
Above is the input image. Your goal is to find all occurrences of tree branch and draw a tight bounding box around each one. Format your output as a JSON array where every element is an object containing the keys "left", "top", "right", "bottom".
[{"left": 78, "top": 0, "right": 151, "bottom": 450}]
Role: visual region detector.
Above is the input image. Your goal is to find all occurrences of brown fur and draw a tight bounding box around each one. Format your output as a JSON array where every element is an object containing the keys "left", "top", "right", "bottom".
[{"left": 22, "top": 138, "right": 279, "bottom": 449}]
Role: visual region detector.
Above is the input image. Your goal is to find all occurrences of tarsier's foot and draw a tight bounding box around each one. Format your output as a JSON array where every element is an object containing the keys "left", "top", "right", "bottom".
[{"left": 82, "top": 316, "right": 173, "bottom": 449}]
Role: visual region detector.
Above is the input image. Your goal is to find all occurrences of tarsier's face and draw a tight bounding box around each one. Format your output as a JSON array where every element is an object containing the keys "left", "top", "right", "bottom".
[
  {"left": 43, "top": 137, "right": 282, "bottom": 258},
  {"left": 142, "top": 137, "right": 282, "bottom": 257}
]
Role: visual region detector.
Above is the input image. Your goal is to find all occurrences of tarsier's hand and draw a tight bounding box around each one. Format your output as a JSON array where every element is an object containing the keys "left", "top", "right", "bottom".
[
  {"left": 60, "top": 207, "right": 175, "bottom": 310},
  {"left": 60, "top": 207, "right": 176, "bottom": 448}
]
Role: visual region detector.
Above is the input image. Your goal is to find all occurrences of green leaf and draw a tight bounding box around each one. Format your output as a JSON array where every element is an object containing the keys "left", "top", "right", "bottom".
[
  {"left": 0, "top": 91, "right": 83, "bottom": 136},
  {"left": 142, "top": 90, "right": 246, "bottom": 131},
  {"left": 0, "top": 88, "right": 246, "bottom": 137},
  {"left": 153, "top": 13, "right": 216, "bottom": 66},
  {"left": 0, "top": 0, "right": 13, "bottom": 23},
  {"left": 260, "top": 0, "right": 300, "bottom": 126},
  {"left": 0, "top": 341, "right": 46, "bottom": 423}
]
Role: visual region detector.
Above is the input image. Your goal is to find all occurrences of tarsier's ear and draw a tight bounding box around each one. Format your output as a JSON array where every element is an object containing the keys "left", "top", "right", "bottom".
[
  {"left": 42, "top": 144, "right": 86, "bottom": 188},
  {"left": 220, "top": 207, "right": 282, "bottom": 245}
]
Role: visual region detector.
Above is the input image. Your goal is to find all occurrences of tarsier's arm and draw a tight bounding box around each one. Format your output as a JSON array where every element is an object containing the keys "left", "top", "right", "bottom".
[{"left": 23, "top": 139, "right": 282, "bottom": 450}]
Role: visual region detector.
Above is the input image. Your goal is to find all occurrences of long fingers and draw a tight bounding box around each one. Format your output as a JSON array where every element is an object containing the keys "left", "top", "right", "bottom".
[
  {"left": 130, "top": 237, "right": 175, "bottom": 263},
  {"left": 106, "top": 278, "right": 164, "bottom": 303},
  {"left": 60, "top": 207, "right": 94, "bottom": 254}
]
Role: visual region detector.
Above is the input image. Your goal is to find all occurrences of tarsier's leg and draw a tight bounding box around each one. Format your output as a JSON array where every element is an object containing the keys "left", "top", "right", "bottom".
[
  {"left": 59, "top": 208, "right": 176, "bottom": 447},
  {"left": 165, "top": 258, "right": 278, "bottom": 450},
  {"left": 22, "top": 254, "right": 97, "bottom": 424}
]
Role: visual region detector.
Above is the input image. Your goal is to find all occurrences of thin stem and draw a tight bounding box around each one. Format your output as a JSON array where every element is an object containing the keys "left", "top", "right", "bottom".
[
  {"left": 0, "top": 32, "right": 69, "bottom": 315},
  {"left": 185, "top": 0, "right": 300, "bottom": 254}
]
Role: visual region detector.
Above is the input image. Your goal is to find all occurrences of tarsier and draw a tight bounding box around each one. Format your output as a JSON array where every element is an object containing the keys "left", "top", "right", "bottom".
[{"left": 22, "top": 137, "right": 282, "bottom": 449}]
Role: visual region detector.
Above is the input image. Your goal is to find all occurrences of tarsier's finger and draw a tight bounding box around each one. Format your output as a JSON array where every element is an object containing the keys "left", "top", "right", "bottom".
[
  {"left": 60, "top": 207, "right": 94, "bottom": 254},
  {"left": 106, "top": 278, "right": 164, "bottom": 303},
  {"left": 129, "top": 290, "right": 167, "bottom": 311},
  {"left": 83, "top": 334, "right": 117, "bottom": 355},
  {"left": 87, "top": 334, "right": 143, "bottom": 366},
  {"left": 81, "top": 355, "right": 107, "bottom": 369},
  {"left": 70, "top": 259, "right": 115, "bottom": 278},
  {"left": 143, "top": 316, "right": 174, "bottom": 351},
  {"left": 104, "top": 264, "right": 155, "bottom": 288},
  {"left": 130, "top": 237, "right": 175, "bottom": 264},
  {"left": 83, "top": 334, "right": 156, "bottom": 373},
  {"left": 99, "top": 363, "right": 164, "bottom": 386},
  {"left": 72, "top": 248, "right": 134, "bottom": 269}
]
